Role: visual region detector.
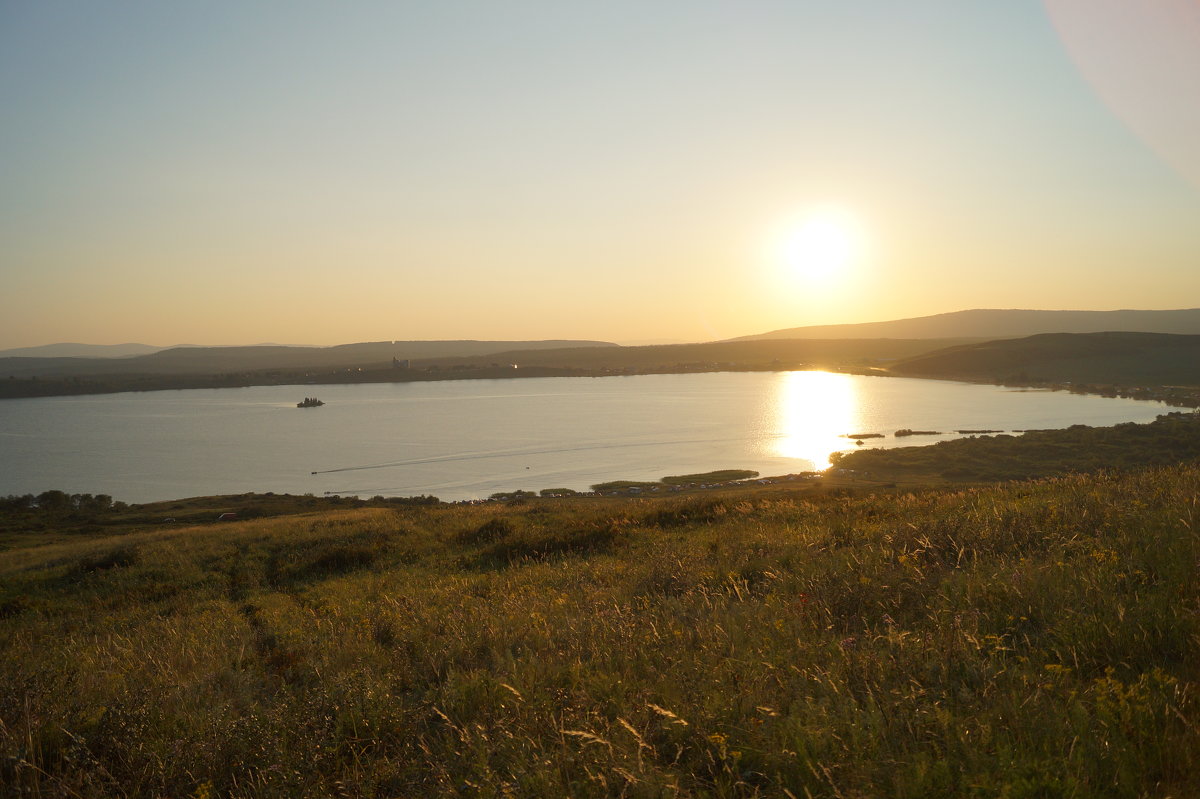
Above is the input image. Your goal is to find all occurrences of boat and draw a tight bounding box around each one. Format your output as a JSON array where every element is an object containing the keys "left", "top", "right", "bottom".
[{"left": 297, "top": 397, "right": 325, "bottom": 408}]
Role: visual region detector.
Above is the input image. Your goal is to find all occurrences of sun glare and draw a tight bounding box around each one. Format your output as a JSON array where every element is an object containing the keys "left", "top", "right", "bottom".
[
  {"left": 772, "top": 370, "right": 857, "bottom": 469},
  {"left": 774, "top": 206, "right": 864, "bottom": 280}
]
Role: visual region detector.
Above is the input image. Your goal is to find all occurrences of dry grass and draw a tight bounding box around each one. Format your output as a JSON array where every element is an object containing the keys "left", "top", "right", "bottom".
[{"left": 2, "top": 467, "right": 1198, "bottom": 797}]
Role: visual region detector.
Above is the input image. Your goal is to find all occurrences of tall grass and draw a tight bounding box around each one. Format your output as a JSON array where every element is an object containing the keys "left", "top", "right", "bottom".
[{"left": 2, "top": 467, "right": 1198, "bottom": 797}]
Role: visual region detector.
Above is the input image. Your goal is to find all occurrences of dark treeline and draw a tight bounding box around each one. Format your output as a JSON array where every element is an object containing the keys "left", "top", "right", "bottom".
[{"left": 1, "top": 490, "right": 121, "bottom": 514}]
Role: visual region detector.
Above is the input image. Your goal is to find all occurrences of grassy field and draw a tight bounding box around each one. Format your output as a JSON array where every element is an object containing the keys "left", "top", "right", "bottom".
[{"left": 3, "top": 448, "right": 1199, "bottom": 797}]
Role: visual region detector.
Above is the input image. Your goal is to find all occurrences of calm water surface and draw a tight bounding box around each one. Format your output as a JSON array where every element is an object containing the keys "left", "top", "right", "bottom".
[{"left": 0, "top": 371, "right": 1167, "bottom": 502}]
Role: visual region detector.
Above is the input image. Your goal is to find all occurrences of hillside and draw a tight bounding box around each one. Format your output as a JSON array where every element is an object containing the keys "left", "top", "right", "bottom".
[
  {"left": 2, "top": 449, "right": 1198, "bottom": 796},
  {"left": 889, "top": 331, "right": 1200, "bottom": 387},
  {"left": 734, "top": 308, "right": 1200, "bottom": 341}
]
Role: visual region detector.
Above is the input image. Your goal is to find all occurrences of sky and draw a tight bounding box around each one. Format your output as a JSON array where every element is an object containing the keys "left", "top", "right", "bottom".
[{"left": 1, "top": 0, "right": 1198, "bottom": 348}]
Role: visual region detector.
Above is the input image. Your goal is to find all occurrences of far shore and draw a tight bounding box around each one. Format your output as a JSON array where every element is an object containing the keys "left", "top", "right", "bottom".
[
  {"left": 0, "top": 360, "right": 816, "bottom": 400},
  {"left": 3, "top": 359, "right": 1198, "bottom": 409}
]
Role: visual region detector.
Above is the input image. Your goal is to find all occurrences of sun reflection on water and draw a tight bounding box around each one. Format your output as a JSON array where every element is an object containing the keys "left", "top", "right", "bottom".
[{"left": 772, "top": 371, "right": 859, "bottom": 469}]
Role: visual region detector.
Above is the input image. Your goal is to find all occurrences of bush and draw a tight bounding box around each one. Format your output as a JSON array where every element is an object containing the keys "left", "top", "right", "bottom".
[
  {"left": 458, "top": 516, "right": 515, "bottom": 545},
  {"left": 75, "top": 544, "right": 140, "bottom": 574}
]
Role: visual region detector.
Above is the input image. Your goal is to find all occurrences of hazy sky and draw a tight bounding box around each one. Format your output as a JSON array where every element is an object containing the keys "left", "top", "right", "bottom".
[{"left": 2, "top": 1, "right": 1198, "bottom": 348}]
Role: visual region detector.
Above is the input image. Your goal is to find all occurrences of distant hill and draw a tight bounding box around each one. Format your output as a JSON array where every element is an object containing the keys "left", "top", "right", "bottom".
[
  {"left": 0, "top": 337, "right": 977, "bottom": 399},
  {"left": 889, "top": 332, "right": 1200, "bottom": 386},
  {"left": 0, "top": 342, "right": 170, "bottom": 359},
  {"left": 0, "top": 340, "right": 617, "bottom": 379},
  {"left": 733, "top": 308, "right": 1200, "bottom": 341}
]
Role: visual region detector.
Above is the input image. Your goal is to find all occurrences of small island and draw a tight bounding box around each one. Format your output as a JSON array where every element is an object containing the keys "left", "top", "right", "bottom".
[{"left": 297, "top": 397, "right": 325, "bottom": 408}]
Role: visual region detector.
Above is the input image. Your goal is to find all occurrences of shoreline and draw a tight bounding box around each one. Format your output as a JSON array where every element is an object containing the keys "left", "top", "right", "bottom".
[
  {"left": 4, "top": 360, "right": 1197, "bottom": 409},
  {"left": 7, "top": 412, "right": 1195, "bottom": 511}
]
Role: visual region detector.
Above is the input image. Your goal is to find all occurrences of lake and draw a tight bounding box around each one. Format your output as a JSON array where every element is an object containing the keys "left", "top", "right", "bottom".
[{"left": 0, "top": 371, "right": 1168, "bottom": 503}]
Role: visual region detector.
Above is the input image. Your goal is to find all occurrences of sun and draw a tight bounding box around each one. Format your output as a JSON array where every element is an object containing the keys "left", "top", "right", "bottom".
[{"left": 774, "top": 206, "right": 864, "bottom": 280}]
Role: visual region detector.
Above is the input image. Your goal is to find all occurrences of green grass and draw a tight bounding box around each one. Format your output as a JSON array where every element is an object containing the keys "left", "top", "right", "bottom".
[
  {"left": 2, "top": 464, "right": 1199, "bottom": 797},
  {"left": 592, "top": 470, "right": 761, "bottom": 493},
  {"left": 661, "top": 470, "right": 760, "bottom": 485},
  {"left": 0, "top": 491, "right": 441, "bottom": 550},
  {"left": 590, "top": 479, "right": 662, "bottom": 492}
]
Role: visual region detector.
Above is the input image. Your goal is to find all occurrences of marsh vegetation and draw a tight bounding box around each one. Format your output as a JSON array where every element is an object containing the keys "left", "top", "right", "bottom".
[{"left": 836, "top": 414, "right": 1200, "bottom": 483}]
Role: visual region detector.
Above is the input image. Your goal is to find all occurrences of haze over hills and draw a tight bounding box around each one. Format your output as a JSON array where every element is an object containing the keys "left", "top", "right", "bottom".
[
  {"left": 0, "top": 342, "right": 322, "bottom": 359},
  {"left": 0, "top": 340, "right": 617, "bottom": 380},
  {"left": 0, "top": 343, "right": 174, "bottom": 359},
  {"left": 733, "top": 308, "right": 1200, "bottom": 341}
]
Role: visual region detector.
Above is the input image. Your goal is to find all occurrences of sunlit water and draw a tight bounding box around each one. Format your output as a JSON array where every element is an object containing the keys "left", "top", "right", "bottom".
[{"left": 0, "top": 372, "right": 1168, "bottom": 503}]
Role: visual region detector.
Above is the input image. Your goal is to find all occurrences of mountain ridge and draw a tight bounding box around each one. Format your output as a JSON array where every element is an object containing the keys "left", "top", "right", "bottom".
[{"left": 732, "top": 308, "right": 1200, "bottom": 341}]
